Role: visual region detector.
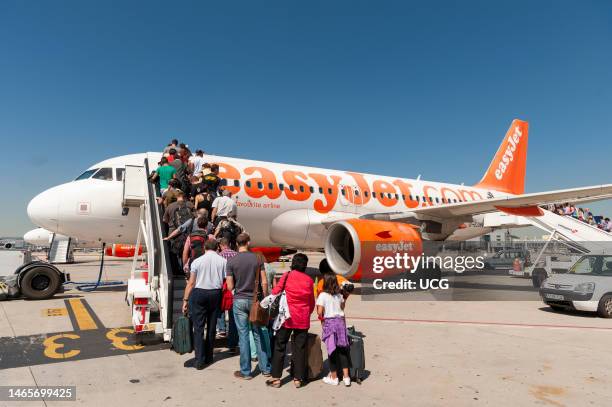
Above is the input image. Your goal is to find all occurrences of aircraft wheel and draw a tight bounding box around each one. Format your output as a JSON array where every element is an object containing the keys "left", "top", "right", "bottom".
[{"left": 20, "top": 265, "right": 61, "bottom": 300}]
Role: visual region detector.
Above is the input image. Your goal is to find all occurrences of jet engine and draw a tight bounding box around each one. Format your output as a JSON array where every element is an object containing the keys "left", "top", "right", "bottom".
[{"left": 324, "top": 219, "right": 423, "bottom": 280}]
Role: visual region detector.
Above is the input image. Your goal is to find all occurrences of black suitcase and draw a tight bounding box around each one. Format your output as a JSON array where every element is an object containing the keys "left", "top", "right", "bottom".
[{"left": 347, "top": 326, "right": 365, "bottom": 383}]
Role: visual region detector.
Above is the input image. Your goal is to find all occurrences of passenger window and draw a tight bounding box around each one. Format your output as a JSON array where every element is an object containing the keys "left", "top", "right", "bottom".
[
  {"left": 341, "top": 189, "right": 346, "bottom": 196},
  {"left": 289, "top": 185, "right": 295, "bottom": 192},
  {"left": 268, "top": 182, "right": 274, "bottom": 190},
  {"left": 309, "top": 186, "right": 314, "bottom": 193},
  {"left": 299, "top": 185, "right": 304, "bottom": 192},
  {"left": 355, "top": 190, "right": 360, "bottom": 197},
  {"left": 415, "top": 196, "right": 420, "bottom": 202},
  {"left": 246, "top": 181, "right": 252, "bottom": 188},
  {"left": 92, "top": 167, "right": 113, "bottom": 181},
  {"left": 234, "top": 180, "right": 240, "bottom": 187},
  {"left": 409, "top": 194, "right": 413, "bottom": 201},
  {"left": 115, "top": 168, "right": 125, "bottom": 182},
  {"left": 372, "top": 192, "right": 377, "bottom": 198},
  {"left": 279, "top": 183, "right": 284, "bottom": 191},
  {"left": 319, "top": 187, "right": 323, "bottom": 194},
  {"left": 75, "top": 168, "right": 98, "bottom": 181},
  {"left": 395, "top": 194, "right": 399, "bottom": 200},
  {"left": 364, "top": 191, "right": 369, "bottom": 198},
  {"left": 328, "top": 188, "right": 332, "bottom": 194},
  {"left": 435, "top": 197, "right": 440, "bottom": 204}
]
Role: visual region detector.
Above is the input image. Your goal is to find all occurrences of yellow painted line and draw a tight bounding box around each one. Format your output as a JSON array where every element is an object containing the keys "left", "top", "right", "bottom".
[
  {"left": 68, "top": 299, "right": 98, "bottom": 330},
  {"left": 42, "top": 308, "right": 67, "bottom": 317}
]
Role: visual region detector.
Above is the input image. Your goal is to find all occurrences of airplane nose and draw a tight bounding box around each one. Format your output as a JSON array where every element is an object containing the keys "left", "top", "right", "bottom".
[{"left": 27, "top": 189, "right": 60, "bottom": 232}]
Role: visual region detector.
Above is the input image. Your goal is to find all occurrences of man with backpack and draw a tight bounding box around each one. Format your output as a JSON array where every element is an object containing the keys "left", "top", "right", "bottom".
[
  {"left": 215, "top": 215, "right": 244, "bottom": 251},
  {"left": 202, "top": 163, "right": 221, "bottom": 197},
  {"left": 164, "top": 209, "right": 214, "bottom": 274}
]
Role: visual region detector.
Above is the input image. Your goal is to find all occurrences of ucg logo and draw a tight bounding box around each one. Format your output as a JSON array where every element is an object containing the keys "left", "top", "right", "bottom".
[{"left": 494, "top": 126, "right": 522, "bottom": 180}]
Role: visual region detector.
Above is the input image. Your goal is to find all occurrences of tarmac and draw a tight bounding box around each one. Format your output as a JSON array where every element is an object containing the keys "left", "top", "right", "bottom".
[{"left": 1, "top": 252, "right": 612, "bottom": 406}]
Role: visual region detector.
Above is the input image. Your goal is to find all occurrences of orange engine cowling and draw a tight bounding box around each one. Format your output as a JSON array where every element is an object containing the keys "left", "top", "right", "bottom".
[
  {"left": 324, "top": 219, "right": 422, "bottom": 280},
  {"left": 105, "top": 244, "right": 143, "bottom": 258}
]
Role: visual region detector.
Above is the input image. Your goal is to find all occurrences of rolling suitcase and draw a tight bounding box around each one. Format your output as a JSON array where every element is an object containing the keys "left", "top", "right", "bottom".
[
  {"left": 290, "top": 333, "right": 323, "bottom": 381},
  {"left": 172, "top": 315, "right": 193, "bottom": 354},
  {"left": 347, "top": 326, "right": 365, "bottom": 383}
]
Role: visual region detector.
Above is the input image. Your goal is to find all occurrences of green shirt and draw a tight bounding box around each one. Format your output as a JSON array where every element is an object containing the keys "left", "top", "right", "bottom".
[{"left": 157, "top": 165, "right": 176, "bottom": 189}]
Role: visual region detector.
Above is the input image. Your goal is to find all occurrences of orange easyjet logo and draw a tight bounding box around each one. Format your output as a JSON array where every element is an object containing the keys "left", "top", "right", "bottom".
[
  {"left": 495, "top": 125, "right": 523, "bottom": 181},
  {"left": 216, "top": 162, "right": 482, "bottom": 214}
]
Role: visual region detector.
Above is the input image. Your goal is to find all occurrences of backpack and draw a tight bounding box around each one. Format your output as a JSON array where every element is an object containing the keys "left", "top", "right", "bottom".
[
  {"left": 170, "top": 203, "right": 194, "bottom": 254},
  {"left": 173, "top": 203, "right": 193, "bottom": 230},
  {"left": 189, "top": 230, "right": 208, "bottom": 262},
  {"left": 219, "top": 219, "right": 240, "bottom": 246},
  {"left": 203, "top": 173, "right": 220, "bottom": 195}
]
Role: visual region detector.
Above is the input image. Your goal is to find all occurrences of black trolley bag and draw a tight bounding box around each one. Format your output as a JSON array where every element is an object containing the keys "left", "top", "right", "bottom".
[
  {"left": 347, "top": 326, "right": 365, "bottom": 383},
  {"left": 172, "top": 314, "right": 194, "bottom": 354}
]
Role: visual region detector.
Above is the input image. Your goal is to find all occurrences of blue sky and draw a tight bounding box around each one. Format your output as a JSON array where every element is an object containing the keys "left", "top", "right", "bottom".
[{"left": 1, "top": 1, "right": 611, "bottom": 236}]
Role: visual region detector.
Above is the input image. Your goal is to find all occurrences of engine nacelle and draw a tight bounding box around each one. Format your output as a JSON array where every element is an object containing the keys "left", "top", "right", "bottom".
[
  {"left": 324, "top": 219, "right": 423, "bottom": 280},
  {"left": 105, "top": 244, "right": 143, "bottom": 258}
]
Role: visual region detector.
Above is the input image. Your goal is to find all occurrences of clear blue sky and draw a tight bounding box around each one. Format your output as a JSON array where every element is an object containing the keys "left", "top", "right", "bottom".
[{"left": 1, "top": 0, "right": 611, "bottom": 236}]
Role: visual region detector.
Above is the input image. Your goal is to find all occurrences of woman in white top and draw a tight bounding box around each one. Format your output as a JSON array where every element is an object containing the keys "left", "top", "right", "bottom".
[{"left": 316, "top": 273, "right": 351, "bottom": 387}]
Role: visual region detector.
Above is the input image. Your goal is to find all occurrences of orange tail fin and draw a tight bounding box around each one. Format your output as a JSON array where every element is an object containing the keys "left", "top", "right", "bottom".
[{"left": 475, "top": 119, "right": 529, "bottom": 195}]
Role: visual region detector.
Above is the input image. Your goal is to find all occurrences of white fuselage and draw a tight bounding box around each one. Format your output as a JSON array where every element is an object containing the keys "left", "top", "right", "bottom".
[{"left": 27, "top": 152, "right": 505, "bottom": 248}]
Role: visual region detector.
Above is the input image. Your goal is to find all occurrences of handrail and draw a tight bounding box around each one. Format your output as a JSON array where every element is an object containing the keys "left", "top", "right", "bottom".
[{"left": 144, "top": 158, "right": 175, "bottom": 330}]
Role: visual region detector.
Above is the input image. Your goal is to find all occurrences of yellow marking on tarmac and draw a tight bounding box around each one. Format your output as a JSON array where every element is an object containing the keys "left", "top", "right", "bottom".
[
  {"left": 43, "top": 333, "right": 81, "bottom": 359},
  {"left": 68, "top": 299, "right": 98, "bottom": 330},
  {"left": 106, "top": 328, "right": 144, "bottom": 351},
  {"left": 43, "top": 307, "right": 67, "bottom": 317}
]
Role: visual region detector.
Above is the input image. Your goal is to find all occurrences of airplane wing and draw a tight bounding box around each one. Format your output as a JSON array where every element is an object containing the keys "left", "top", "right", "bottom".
[{"left": 381, "top": 184, "right": 612, "bottom": 221}]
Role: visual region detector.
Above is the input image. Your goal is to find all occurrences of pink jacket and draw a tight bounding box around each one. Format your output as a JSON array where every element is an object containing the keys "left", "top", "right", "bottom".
[{"left": 272, "top": 271, "right": 315, "bottom": 330}]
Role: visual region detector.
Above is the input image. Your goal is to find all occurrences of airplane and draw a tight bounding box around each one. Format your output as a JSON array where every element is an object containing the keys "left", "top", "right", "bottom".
[{"left": 27, "top": 119, "right": 612, "bottom": 279}]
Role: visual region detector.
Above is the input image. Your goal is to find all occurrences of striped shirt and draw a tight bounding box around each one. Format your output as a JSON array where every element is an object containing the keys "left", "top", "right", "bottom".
[{"left": 219, "top": 248, "right": 238, "bottom": 260}]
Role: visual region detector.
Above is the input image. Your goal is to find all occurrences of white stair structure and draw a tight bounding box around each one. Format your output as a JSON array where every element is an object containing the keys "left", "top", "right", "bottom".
[
  {"left": 124, "top": 155, "right": 179, "bottom": 341},
  {"left": 48, "top": 234, "right": 74, "bottom": 264}
]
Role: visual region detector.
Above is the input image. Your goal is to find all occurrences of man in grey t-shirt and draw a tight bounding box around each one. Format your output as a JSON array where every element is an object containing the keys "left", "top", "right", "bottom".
[{"left": 226, "top": 233, "right": 270, "bottom": 379}]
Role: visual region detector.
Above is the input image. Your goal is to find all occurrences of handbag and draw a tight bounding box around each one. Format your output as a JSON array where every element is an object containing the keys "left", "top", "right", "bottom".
[
  {"left": 249, "top": 261, "right": 270, "bottom": 326},
  {"left": 221, "top": 281, "right": 233, "bottom": 311},
  {"left": 269, "top": 271, "right": 290, "bottom": 319}
]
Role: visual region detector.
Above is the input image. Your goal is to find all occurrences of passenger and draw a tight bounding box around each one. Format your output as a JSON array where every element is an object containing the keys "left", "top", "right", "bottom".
[
  {"left": 226, "top": 233, "right": 271, "bottom": 380},
  {"left": 191, "top": 149, "right": 207, "bottom": 177},
  {"left": 317, "top": 273, "right": 351, "bottom": 387},
  {"left": 154, "top": 157, "right": 176, "bottom": 195},
  {"left": 211, "top": 189, "right": 238, "bottom": 226},
  {"left": 167, "top": 148, "right": 178, "bottom": 163},
  {"left": 255, "top": 250, "right": 275, "bottom": 360},
  {"left": 215, "top": 215, "right": 244, "bottom": 251},
  {"left": 172, "top": 157, "right": 191, "bottom": 198},
  {"left": 182, "top": 238, "right": 226, "bottom": 370},
  {"left": 160, "top": 179, "right": 181, "bottom": 207},
  {"left": 179, "top": 143, "right": 191, "bottom": 163},
  {"left": 315, "top": 258, "right": 349, "bottom": 298},
  {"left": 162, "top": 190, "right": 194, "bottom": 234},
  {"left": 266, "top": 253, "right": 315, "bottom": 389},
  {"left": 203, "top": 163, "right": 221, "bottom": 197},
  {"left": 201, "top": 163, "right": 212, "bottom": 176},
  {"left": 163, "top": 139, "right": 179, "bottom": 155},
  {"left": 181, "top": 213, "right": 214, "bottom": 274},
  {"left": 195, "top": 192, "right": 213, "bottom": 219},
  {"left": 217, "top": 237, "right": 238, "bottom": 345}
]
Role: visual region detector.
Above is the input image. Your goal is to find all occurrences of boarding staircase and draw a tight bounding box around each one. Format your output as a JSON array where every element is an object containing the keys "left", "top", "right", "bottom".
[
  {"left": 124, "top": 157, "right": 182, "bottom": 341},
  {"left": 523, "top": 209, "right": 612, "bottom": 254},
  {"left": 48, "top": 234, "right": 74, "bottom": 264}
]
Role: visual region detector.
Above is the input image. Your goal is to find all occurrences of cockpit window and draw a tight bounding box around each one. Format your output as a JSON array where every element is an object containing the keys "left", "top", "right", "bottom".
[
  {"left": 92, "top": 167, "right": 114, "bottom": 181},
  {"left": 75, "top": 168, "right": 98, "bottom": 181},
  {"left": 116, "top": 168, "right": 125, "bottom": 182}
]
